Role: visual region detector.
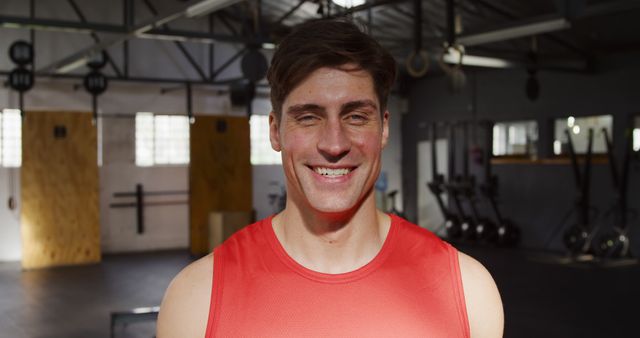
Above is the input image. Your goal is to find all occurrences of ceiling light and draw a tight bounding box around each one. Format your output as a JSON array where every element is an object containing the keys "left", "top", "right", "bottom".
[
  {"left": 332, "top": 0, "right": 366, "bottom": 8},
  {"left": 55, "top": 56, "right": 89, "bottom": 74},
  {"left": 442, "top": 47, "right": 514, "bottom": 68},
  {"left": 185, "top": 0, "right": 244, "bottom": 18},
  {"left": 567, "top": 116, "right": 575, "bottom": 128},
  {"left": 572, "top": 125, "right": 581, "bottom": 135},
  {"left": 457, "top": 17, "right": 571, "bottom": 47}
]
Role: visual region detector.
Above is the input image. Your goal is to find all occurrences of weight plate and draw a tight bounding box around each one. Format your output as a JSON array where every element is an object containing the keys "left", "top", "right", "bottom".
[
  {"left": 83, "top": 71, "right": 108, "bottom": 95},
  {"left": 241, "top": 49, "right": 268, "bottom": 82},
  {"left": 8, "top": 67, "right": 34, "bottom": 92},
  {"left": 9, "top": 40, "right": 34, "bottom": 66}
]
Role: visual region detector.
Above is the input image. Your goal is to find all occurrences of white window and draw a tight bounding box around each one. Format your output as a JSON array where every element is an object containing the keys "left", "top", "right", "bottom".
[
  {"left": 135, "top": 112, "right": 190, "bottom": 166},
  {"left": 634, "top": 116, "right": 640, "bottom": 152},
  {"left": 553, "top": 115, "right": 612, "bottom": 155},
  {"left": 492, "top": 120, "right": 538, "bottom": 157},
  {"left": 250, "top": 114, "right": 281, "bottom": 165},
  {"left": 1, "top": 109, "right": 22, "bottom": 168}
]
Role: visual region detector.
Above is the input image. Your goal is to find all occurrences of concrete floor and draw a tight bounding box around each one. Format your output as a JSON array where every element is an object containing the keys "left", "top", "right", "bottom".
[
  {"left": 0, "top": 250, "right": 192, "bottom": 338},
  {"left": 0, "top": 246, "right": 638, "bottom": 338}
]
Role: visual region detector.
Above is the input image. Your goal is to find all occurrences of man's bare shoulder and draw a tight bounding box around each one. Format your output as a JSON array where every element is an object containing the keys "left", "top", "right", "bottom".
[
  {"left": 157, "top": 253, "right": 214, "bottom": 338},
  {"left": 458, "top": 251, "right": 504, "bottom": 338}
]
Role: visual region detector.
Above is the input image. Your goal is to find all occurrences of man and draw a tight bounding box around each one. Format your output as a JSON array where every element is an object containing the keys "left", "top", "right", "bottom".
[{"left": 158, "top": 19, "right": 503, "bottom": 338}]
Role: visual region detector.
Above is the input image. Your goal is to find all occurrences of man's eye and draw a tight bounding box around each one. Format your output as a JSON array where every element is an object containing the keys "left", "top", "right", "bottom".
[
  {"left": 297, "top": 115, "right": 318, "bottom": 123},
  {"left": 347, "top": 114, "right": 368, "bottom": 123}
]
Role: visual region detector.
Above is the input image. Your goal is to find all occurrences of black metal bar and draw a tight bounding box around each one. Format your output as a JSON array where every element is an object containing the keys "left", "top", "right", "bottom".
[
  {"left": 0, "top": 15, "right": 126, "bottom": 33},
  {"left": 212, "top": 47, "right": 247, "bottom": 79},
  {"left": 174, "top": 42, "right": 208, "bottom": 81},
  {"left": 565, "top": 129, "right": 582, "bottom": 188},
  {"left": 186, "top": 82, "right": 193, "bottom": 122},
  {"left": 143, "top": 28, "right": 269, "bottom": 44},
  {"left": 446, "top": 0, "right": 455, "bottom": 46},
  {"left": 484, "top": 121, "right": 492, "bottom": 183},
  {"left": 602, "top": 128, "right": 620, "bottom": 190},
  {"left": 255, "top": 0, "right": 262, "bottom": 37},
  {"left": 462, "top": 122, "right": 469, "bottom": 178},
  {"left": 580, "top": 128, "right": 594, "bottom": 228},
  {"left": 217, "top": 12, "right": 239, "bottom": 36},
  {"left": 564, "top": 129, "right": 582, "bottom": 189},
  {"left": 136, "top": 184, "right": 144, "bottom": 234},
  {"left": 448, "top": 123, "right": 456, "bottom": 179},
  {"left": 414, "top": 0, "right": 422, "bottom": 51},
  {"left": 113, "top": 190, "right": 188, "bottom": 197},
  {"left": 142, "top": 0, "right": 208, "bottom": 82},
  {"left": 29, "top": 0, "right": 35, "bottom": 53},
  {"left": 19, "top": 92, "right": 25, "bottom": 119},
  {"left": 0, "top": 15, "right": 269, "bottom": 46},
  {"left": 110, "top": 201, "right": 188, "bottom": 208},
  {"left": 123, "top": 40, "right": 129, "bottom": 77},
  {"left": 620, "top": 128, "right": 632, "bottom": 229},
  {"left": 275, "top": 0, "right": 306, "bottom": 25},
  {"left": 123, "top": 0, "right": 133, "bottom": 77},
  {"left": 430, "top": 123, "right": 438, "bottom": 181},
  {"left": 92, "top": 94, "right": 97, "bottom": 122},
  {"left": 209, "top": 14, "right": 215, "bottom": 80},
  {"left": 0, "top": 70, "right": 247, "bottom": 86}
]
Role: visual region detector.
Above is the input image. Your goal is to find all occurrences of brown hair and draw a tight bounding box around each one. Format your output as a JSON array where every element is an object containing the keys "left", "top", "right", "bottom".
[{"left": 267, "top": 19, "right": 397, "bottom": 120}]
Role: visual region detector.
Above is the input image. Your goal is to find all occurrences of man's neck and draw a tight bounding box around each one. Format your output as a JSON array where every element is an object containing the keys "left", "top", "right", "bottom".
[{"left": 272, "top": 196, "right": 391, "bottom": 274}]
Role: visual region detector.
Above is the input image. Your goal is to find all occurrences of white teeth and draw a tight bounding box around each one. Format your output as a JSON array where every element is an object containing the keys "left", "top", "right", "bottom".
[{"left": 314, "top": 167, "right": 351, "bottom": 177}]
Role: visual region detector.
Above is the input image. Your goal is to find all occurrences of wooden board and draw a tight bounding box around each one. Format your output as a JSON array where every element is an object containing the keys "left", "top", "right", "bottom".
[
  {"left": 21, "top": 111, "right": 100, "bottom": 269},
  {"left": 208, "top": 211, "right": 254, "bottom": 251},
  {"left": 190, "top": 116, "right": 252, "bottom": 255}
]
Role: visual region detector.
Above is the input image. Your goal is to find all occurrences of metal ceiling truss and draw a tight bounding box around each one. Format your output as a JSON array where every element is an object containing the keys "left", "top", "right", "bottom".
[
  {"left": 0, "top": 0, "right": 269, "bottom": 87},
  {"left": 3, "top": 0, "right": 640, "bottom": 86}
]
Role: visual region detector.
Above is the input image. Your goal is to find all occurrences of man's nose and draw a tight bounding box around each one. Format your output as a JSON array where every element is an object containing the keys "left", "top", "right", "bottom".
[{"left": 317, "top": 119, "right": 351, "bottom": 161}]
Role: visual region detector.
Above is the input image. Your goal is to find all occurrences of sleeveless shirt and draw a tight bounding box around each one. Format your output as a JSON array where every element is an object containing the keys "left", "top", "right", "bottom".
[{"left": 205, "top": 214, "right": 470, "bottom": 338}]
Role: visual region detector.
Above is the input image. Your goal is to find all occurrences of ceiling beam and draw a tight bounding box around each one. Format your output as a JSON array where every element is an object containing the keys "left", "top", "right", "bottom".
[
  {"left": 457, "top": 14, "right": 571, "bottom": 47},
  {"left": 0, "top": 15, "right": 268, "bottom": 43},
  {"left": 472, "top": 0, "right": 590, "bottom": 58},
  {"left": 35, "top": 0, "right": 245, "bottom": 74}
]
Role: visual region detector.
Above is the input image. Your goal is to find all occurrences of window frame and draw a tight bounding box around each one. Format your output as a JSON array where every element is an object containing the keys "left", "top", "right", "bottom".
[
  {"left": 249, "top": 114, "right": 282, "bottom": 166},
  {"left": 0, "top": 109, "right": 22, "bottom": 168},
  {"left": 552, "top": 114, "right": 613, "bottom": 157},
  {"left": 135, "top": 112, "right": 190, "bottom": 167},
  {"left": 491, "top": 119, "right": 539, "bottom": 160}
]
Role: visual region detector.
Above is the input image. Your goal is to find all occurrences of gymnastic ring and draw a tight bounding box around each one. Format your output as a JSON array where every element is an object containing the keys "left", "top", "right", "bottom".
[
  {"left": 405, "top": 49, "right": 430, "bottom": 78},
  {"left": 438, "top": 44, "right": 464, "bottom": 75}
]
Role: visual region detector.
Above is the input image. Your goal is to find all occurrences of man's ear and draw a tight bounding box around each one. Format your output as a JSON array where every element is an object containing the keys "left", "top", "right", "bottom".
[
  {"left": 381, "top": 110, "right": 390, "bottom": 148},
  {"left": 269, "top": 112, "right": 282, "bottom": 152}
]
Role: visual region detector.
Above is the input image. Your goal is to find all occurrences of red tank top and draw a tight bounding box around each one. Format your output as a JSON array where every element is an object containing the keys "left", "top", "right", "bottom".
[{"left": 205, "top": 214, "right": 470, "bottom": 338}]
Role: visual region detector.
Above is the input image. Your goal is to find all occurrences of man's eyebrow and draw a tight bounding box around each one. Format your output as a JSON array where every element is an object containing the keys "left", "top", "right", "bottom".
[
  {"left": 340, "top": 100, "right": 378, "bottom": 113},
  {"left": 286, "top": 104, "right": 325, "bottom": 116}
]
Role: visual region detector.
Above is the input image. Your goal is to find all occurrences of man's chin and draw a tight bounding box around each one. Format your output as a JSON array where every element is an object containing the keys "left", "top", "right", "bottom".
[{"left": 307, "top": 199, "right": 359, "bottom": 218}]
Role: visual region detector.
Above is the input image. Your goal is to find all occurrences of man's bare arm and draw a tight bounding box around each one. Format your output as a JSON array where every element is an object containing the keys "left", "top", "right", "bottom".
[
  {"left": 157, "top": 254, "right": 213, "bottom": 338},
  {"left": 458, "top": 252, "right": 505, "bottom": 338}
]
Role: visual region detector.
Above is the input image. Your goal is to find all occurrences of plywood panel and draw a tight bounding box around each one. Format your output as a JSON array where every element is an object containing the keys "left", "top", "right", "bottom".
[
  {"left": 190, "top": 116, "right": 252, "bottom": 255},
  {"left": 21, "top": 111, "right": 100, "bottom": 269}
]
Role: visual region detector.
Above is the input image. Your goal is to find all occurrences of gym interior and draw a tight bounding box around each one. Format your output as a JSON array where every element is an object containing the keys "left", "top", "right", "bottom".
[{"left": 1, "top": 0, "right": 639, "bottom": 337}]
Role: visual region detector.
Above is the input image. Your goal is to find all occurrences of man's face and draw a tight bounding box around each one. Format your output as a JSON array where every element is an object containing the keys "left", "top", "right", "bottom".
[{"left": 269, "top": 66, "right": 389, "bottom": 215}]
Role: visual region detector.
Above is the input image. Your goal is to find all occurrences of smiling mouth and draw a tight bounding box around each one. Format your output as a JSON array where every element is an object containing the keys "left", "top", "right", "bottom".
[{"left": 310, "top": 166, "right": 354, "bottom": 178}]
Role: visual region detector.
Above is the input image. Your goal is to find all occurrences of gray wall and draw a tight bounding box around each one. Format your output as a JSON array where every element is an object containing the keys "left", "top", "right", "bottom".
[{"left": 403, "top": 52, "right": 640, "bottom": 252}]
